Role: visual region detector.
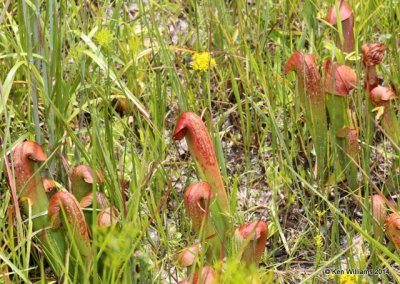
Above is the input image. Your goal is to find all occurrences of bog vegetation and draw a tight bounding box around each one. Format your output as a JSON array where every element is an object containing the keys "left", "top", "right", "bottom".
[{"left": 0, "top": 0, "right": 400, "bottom": 283}]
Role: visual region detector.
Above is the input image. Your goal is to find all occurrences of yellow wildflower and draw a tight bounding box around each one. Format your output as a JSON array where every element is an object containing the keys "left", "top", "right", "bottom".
[
  {"left": 339, "top": 273, "right": 358, "bottom": 284},
  {"left": 315, "top": 233, "right": 323, "bottom": 249},
  {"left": 192, "top": 52, "right": 216, "bottom": 71},
  {"left": 95, "top": 29, "right": 115, "bottom": 50}
]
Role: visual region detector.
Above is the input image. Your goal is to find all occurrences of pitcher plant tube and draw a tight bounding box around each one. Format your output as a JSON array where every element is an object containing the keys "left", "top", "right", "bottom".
[
  {"left": 173, "top": 112, "right": 229, "bottom": 213},
  {"left": 12, "top": 141, "right": 66, "bottom": 276},
  {"left": 325, "top": 1, "right": 354, "bottom": 53},
  {"left": 324, "top": 60, "right": 358, "bottom": 188},
  {"left": 71, "top": 164, "right": 105, "bottom": 202},
  {"left": 48, "top": 191, "right": 92, "bottom": 267},
  {"left": 173, "top": 112, "right": 230, "bottom": 246},
  {"left": 371, "top": 194, "right": 387, "bottom": 241},
  {"left": 285, "top": 52, "right": 328, "bottom": 182}
]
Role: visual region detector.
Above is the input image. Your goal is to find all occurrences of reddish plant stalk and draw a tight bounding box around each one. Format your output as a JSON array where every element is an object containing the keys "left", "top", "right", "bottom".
[
  {"left": 173, "top": 112, "right": 229, "bottom": 213},
  {"left": 325, "top": 1, "right": 354, "bottom": 53},
  {"left": 236, "top": 221, "right": 268, "bottom": 266},
  {"left": 285, "top": 52, "right": 327, "bottom": 181}
]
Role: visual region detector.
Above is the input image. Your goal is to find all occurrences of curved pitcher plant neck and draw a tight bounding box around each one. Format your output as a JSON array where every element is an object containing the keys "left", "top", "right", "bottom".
[{"left": 173, "top": 112, "right": 229, "bottom": 213}]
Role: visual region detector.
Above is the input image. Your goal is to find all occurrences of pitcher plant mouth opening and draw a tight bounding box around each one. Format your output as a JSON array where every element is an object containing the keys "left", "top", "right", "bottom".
[{"left": 71, "top": 164, "right": 105, "bottom": 202}]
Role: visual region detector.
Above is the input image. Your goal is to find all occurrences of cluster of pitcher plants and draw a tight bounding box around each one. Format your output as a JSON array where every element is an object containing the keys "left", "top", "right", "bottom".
[
  {"left": 285, "top": 1, "right": 400, "bottom": 252},
  {"left": 6, "top": 141, "right": 119, "bottom": 281},
  {"left": 173, "top": 112, "right": 268, "bottom": 283}
]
